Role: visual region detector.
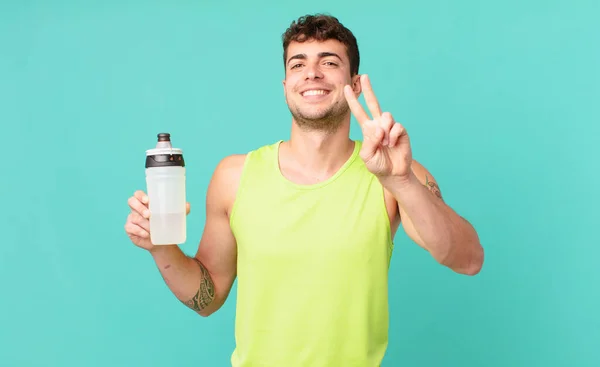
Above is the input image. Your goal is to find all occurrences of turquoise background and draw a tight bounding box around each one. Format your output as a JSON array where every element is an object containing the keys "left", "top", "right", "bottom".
[{"left": 1, "top": 0, "right": 598, "bottom": 366}]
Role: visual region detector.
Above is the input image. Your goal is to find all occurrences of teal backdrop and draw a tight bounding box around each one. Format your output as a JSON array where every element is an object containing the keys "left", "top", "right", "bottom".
[{"left": 1, "top": 0, "right": 598, "bottom": 366}]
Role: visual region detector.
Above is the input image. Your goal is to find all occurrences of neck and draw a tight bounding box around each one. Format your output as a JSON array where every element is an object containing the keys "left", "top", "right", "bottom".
[{"left": 280, "top": 118, "right": 355, "bottom": 179}]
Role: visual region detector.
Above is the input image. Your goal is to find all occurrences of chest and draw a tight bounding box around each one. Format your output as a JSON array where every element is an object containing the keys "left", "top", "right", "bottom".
[{"left": 231, "top": 185, "right": 392, "bottom": 271}]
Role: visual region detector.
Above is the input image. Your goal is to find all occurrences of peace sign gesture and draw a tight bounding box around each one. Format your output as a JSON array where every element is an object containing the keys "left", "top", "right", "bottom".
[{"left": 344, "top": 74, "right": 413, "bottom": 181}]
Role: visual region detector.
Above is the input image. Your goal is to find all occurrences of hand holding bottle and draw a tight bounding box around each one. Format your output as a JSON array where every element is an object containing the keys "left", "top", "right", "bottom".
[
  {"left": 125, "top": 190, "right": 191, "bottom": 251},
  {"left": 125, "top": 133, "right": 189, "bottom": 250}
]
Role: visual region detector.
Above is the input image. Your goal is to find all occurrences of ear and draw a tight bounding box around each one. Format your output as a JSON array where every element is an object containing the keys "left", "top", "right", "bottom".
[
  {"left": 282, "top": 79, "right": 286, "bottom": 97},
  {"left": 351, "top": 74, "right": 362, "bottom": 95}
]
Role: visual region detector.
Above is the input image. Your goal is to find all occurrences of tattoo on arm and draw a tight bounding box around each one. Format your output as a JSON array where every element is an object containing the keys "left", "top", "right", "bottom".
[
  {"left": 183, "top": 259, "right": 215, "bottom": 312},
  {"left": 425, "top": 175, "right": 443, "bottom": 200}
]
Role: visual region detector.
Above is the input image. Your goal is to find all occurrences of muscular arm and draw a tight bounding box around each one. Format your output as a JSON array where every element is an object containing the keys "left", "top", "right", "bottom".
[
  {"left": 150, "top": 154, "right": 245, "bottom": 316},
  {"left": 382, "top": 160, "right": 484, "bottom": 275}
]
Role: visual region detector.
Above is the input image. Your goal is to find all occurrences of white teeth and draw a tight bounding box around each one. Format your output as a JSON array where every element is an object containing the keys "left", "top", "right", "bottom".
[{"left": 302, "top": 90, "right": 328, "bottom": 96}]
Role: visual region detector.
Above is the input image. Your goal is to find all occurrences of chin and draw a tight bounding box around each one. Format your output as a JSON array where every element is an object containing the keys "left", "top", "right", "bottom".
[
  {"left": 291, "top": 109, "right": 347, "bottom": 133},
  {"left": 287, "top": 96, "right": 347, "bottom": 123},
  {"left": 294, "top": 106, "right": 332, "bottom": 121}
]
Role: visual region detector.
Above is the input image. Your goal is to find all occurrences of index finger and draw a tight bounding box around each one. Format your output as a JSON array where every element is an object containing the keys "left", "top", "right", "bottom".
[
  {"left": 134, "top": 190, "right": 148, "bottom": 204},
  {"left": 128, "top": 194, "right": 150, "bottom": 218},
  {"left": 344, "top": 84, "right": 370, "bottom": 126}
]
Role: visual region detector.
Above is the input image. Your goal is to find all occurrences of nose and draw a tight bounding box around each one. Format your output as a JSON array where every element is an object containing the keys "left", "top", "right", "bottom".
[{"left": 305, "top": 63, "right": 323, "bottom": 80}]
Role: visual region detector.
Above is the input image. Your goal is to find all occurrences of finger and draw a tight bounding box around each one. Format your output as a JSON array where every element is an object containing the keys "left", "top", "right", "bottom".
[
  {"left": 134, "top": 190, "right": 149, "bottom": 205},
  {"left": 374, "top": 126, "right": 385, "bottom": 144},
  {"left": 344, "top": 84, "right": 370, "bottom": 126},
  {"left": 128, "top": 195, "right": 150, "bottom": 218},
  {"left": 361, "top": 120, "right": 380, "bottom": 142},
  {"left": 129, "top": 212, "right": 150, "bottom": 232},
  {"left": 388, "top": 123, "right": 406, "bottom": 147},
  {"left": 125, "top": 221, "right": 149, "bottom": 239},
  {"left": 186, "top": 202, "right": 191, "bottom": 215},
  {"left": 379, "top": 112, "right": 394, "bottom": 146},
  {"left": 361, "top": 74, "right": 382, "bottom": 120},
  {"left": 361, "top": 122, "right": 385, "bottom": 160}
]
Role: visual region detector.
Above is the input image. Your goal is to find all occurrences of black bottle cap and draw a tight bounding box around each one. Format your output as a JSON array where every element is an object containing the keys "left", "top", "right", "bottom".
[
  {"left": 145, "top": 133, "right": 185, "bottom": 168},
  {"left": 145, "top": 153, "right": 185, "bottom": 168}
]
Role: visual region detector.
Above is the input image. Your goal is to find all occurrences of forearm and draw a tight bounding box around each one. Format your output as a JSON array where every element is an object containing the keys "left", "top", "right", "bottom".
[
  {"left": 149, "top": 245, "right": 216, "bottom": 316},
  {"left": 381, "top": 172, "right": 483, "bottom": 274}
]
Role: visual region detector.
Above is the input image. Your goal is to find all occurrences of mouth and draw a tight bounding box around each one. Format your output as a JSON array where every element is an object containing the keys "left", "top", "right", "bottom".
[
  {"left": 299, "top": 88, "right": 332, "bottom": 103},
  {"left": 300, "top": 89, "right": 331, "bottom": 97}
]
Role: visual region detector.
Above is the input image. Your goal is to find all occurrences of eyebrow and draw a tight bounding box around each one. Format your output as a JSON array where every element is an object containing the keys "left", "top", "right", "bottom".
[{"left": 286, "top": 52, "right": 343, "bottom": 66}]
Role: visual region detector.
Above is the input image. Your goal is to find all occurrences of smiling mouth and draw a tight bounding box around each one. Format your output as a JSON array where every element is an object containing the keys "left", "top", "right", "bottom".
[{"left": 301, "top": 89, "right": 330, "bottom": 96}]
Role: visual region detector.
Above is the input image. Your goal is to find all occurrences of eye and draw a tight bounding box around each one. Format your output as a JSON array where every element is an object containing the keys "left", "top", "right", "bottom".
[
  {"left": 323, "top": 61, "right": 338, "bottom": 67},
  {"left": 290, "top": 63, "right": 303, "bottom": 70}
]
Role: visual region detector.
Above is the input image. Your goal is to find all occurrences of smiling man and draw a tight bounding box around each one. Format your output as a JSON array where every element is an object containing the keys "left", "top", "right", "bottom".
[{"left": 124, "top": 13, "right": 484, "bottom": 367}]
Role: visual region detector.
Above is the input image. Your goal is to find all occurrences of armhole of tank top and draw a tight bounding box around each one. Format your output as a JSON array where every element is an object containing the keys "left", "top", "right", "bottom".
[
  {"left": 229, "top": 151, "right": 253, "bottom": 230},
  {"left": 378, "top": 179, "right": 395, "bottom": 265}
]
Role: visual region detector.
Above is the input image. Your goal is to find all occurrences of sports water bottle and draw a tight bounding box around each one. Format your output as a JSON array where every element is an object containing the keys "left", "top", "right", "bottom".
[{"left": 145, "top": 133, "right": 186, "bottom": 245}]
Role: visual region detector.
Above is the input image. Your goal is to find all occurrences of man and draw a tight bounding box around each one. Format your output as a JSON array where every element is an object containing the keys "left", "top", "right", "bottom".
[{"left": 125, "top": 14, "right": 483, "bottom": 367}]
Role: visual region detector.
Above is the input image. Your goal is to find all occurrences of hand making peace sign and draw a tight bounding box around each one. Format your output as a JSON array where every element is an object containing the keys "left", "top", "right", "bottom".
[{"left": 344, "top": 74, "right": 413, "bottom": 181}]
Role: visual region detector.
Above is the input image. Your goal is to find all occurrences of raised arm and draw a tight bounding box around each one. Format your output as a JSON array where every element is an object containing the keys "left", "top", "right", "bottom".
[
  {"left": 386, "top": 160, "right": 484, "bottom": 275},
  {"left": 343, "top": 74, "right": 483, "bottom": 275}
]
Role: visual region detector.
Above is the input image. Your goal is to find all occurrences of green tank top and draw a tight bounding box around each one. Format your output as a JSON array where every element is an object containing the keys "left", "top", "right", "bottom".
[{"left": 229, "top": 140, "right": 394, "bottom": 367}]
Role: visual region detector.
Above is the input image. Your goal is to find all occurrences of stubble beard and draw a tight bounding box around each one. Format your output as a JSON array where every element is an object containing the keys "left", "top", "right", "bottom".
[{"left": 286, "top": 96, "right": 349, "bottom": 134}]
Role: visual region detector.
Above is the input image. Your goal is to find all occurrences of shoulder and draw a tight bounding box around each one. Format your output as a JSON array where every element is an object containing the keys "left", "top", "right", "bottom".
[
  {"left": 208, "top": 141, "right": 276, "bottom": 214},
  {"left": 211, "top": 140, "right": 280, "bottom": 186},
  {"left": 212, "top": 153, "right": 248, "bottom": 193},
  {"left": 215, "top": 153, "right": 248, "bottom": 177},
  {"left": 204, "top": 154, "right": 248, "bottom": 216}
]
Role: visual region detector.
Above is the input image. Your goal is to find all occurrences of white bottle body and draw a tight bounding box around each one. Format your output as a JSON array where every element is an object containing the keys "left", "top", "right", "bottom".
[{"left": 145, "top": 166, "right": 186, "bottom": 245}]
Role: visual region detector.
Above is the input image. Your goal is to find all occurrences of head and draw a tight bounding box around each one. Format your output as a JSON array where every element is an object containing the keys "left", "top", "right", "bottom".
[{"left": 282, "top": 14, "right": 361, "bottom": 133}]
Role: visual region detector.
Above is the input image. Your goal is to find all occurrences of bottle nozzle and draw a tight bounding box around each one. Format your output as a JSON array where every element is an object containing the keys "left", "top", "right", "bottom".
[
  {"left": 158, "top": 133, "right": 171, "bottom": 142},
  {"left": 155, "top": 133, "right": 173, "bottom": 150}
]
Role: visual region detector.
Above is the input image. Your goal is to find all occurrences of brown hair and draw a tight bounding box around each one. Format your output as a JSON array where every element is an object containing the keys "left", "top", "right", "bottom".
[{"left": 282, "top": 14, "right": 360, "bottom": 76}]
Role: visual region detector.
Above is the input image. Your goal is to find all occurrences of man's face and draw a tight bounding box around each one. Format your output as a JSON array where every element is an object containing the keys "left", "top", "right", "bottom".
[{"left": 283, "top": 38, "right": 359, "bottom": 132}]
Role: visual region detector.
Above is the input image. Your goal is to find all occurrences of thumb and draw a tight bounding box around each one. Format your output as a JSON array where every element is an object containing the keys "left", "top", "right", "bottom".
[
  {"left": 360, "top": 123, "right": 384, "bottom": 162},
  {"left": 186, "top": 202, "right": 191, "bottom": 215}
]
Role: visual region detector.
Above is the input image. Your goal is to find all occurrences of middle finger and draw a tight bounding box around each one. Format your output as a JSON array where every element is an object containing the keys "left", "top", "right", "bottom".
[
  {"left": 128, "top": 195, "right": 150, "bottom": 218},
  {"left": 130, "top": 211, "right": 150, "bottom": 232},
  {"left": 361, "top": 74, "right": 382, "bottom": 120}
]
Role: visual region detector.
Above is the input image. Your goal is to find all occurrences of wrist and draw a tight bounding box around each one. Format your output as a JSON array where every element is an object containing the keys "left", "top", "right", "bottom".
[
  {"left": 149, "top": 244, "right": 177, "bottom": 258},
  {"left": 378, "top": 171, "right": 419, "bottom": 193}
]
